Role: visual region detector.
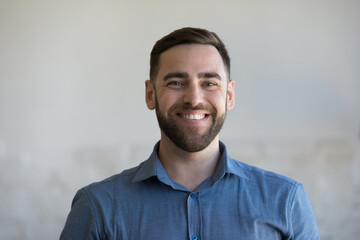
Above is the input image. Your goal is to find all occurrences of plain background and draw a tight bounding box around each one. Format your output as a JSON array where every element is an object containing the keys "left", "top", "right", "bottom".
[{"left": 0, "top": 0, "right": 359, "bottom": 239}]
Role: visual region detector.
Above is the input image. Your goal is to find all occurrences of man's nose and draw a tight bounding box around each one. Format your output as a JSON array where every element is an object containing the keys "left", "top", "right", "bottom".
[{"left": 182, "top": 82, "right": 203, "bottom": 106}]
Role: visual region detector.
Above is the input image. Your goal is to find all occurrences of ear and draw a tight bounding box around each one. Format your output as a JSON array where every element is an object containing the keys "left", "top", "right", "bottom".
[
  {"left": 226, "top": 80, "right": 235, "bottom": 110},
  {"left": 145, "top": 80, "right": 156, "bottom": 110}
]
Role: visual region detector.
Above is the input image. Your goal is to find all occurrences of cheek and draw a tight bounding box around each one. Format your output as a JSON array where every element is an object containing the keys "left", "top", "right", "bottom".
[
  {"left": 156, "top": 91, "right": 181, "bottom": 111},
  {"left": 209, "top": 90, "right": 227, "bottom": 107}
]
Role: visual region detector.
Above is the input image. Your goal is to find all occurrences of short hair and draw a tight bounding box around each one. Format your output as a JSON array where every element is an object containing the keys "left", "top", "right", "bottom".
[{"left": 149, "top": 27, "right": 231, "bottom": 82}]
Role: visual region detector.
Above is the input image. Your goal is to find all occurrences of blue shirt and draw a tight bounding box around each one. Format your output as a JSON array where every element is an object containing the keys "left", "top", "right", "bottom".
[{"left": 60, "top": 141, "right": 319, "bottom": 240}]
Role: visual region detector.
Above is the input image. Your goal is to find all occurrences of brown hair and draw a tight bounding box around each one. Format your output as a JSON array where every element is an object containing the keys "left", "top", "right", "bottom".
[{"left": 149, "top": 27, "right": 231, "bottom": 82}]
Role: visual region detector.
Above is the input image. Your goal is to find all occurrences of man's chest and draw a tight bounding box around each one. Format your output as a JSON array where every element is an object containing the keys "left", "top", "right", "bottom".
[{"left": 98, "top": 189, "right": 287, "bottom": 240}]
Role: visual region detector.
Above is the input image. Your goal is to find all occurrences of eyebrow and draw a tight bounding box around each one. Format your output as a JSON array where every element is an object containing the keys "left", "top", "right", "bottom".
[
  {"left": 163, "top": 72, "right": 222, "bottom": 81},
  {"left": 163, "top": 72, "right": 189, "bottom": 81},
  {"left": 198, "top": 72, "right": 222, "bottom": 81}
]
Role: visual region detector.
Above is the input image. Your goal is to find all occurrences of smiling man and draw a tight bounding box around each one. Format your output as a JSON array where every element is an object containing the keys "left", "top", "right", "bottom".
[{"left": 60, "top": 28, "right": 319, "bottom": 240}]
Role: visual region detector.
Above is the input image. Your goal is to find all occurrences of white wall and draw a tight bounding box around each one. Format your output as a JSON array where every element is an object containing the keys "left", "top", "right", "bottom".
[{"left": 0, "top": 0, "right": 359, "bottom": 239}]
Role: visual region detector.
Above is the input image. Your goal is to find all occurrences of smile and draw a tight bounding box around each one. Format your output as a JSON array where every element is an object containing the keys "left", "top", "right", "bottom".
[{"left": 183, "top": 114, "right": 206, "bottom": 120}]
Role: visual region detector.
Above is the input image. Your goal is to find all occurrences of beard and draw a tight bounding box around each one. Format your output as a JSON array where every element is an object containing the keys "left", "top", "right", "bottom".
[{"left": 155, "top": 98, "right": 226, "bottom": 152}]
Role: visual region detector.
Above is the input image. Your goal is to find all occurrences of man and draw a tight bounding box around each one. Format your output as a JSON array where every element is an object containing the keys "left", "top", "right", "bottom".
[{"left": 60, "top": 27, "right": 319, "bottom": 239}]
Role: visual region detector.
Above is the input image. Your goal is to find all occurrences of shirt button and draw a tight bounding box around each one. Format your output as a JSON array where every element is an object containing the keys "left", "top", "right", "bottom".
[
  {"left": 192, "top": 234, "right": 198, "bottom": 240},
  {"left": 190, "top": 193, "right": 196, "bottom": 198}
]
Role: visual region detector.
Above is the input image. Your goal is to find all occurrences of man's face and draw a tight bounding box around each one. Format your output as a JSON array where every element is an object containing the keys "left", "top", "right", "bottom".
[{"left": 146, "top": 44, "right": 235, "bottom": 152}]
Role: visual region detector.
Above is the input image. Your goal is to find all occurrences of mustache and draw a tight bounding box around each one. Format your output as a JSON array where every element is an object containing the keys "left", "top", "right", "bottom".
[{"left": 169, "top": 102, "right": 216, "bottom": 113}]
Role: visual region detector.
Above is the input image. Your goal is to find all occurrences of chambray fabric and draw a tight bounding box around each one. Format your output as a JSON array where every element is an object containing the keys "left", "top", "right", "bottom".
[{"left": 60, "top": 141, "right": 319, "bottom": 240}]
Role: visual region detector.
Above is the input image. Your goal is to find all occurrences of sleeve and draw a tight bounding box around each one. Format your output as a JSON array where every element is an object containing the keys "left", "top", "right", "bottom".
[
  {"left": 289, "top": 183, "right": 320, "bottom": 239},
  {"left": 59, "top": 189, "right": 100, "bottom": 240}
]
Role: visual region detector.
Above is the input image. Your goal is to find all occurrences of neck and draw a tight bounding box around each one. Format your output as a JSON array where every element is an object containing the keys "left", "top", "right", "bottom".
[{"left": 158, "top": 134, "right": 221, "bottom": 192}]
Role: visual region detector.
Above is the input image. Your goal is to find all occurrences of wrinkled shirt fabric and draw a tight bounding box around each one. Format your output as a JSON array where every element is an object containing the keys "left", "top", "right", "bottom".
[{"left": 60, "top": 141, "right": 319, "bottom": 240}]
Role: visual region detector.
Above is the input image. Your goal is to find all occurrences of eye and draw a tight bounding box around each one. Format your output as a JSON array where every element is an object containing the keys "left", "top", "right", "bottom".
[
  {"left": 167, "top": 81, "right": 183, "bottom": 88},
  {"left": 202, "top": 81, "right": 217, "bottom": 88}
]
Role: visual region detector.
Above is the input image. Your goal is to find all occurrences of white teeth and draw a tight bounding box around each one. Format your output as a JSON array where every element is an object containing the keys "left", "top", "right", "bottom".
[{"left": 183, "top": 114, "right": 205, "bottom": 120}]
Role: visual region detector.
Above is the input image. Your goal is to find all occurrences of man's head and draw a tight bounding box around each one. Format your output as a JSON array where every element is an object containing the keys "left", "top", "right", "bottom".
[
  {"left": 146, "top": 27, "right": 235, "bottom": 152},
  {"left": 150, "top": 27, "right": 231, "bottom": 83}
]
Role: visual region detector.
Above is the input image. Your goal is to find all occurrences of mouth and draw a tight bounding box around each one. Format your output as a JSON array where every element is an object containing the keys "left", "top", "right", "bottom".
[
  {"left": 176, "top": 112, "right": 210, "bottom": 121},
  {"left": 182, "top": 114, "right": 207, "bottom": 120}
]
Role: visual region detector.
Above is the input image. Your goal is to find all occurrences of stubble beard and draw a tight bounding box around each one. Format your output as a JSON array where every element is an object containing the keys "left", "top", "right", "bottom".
[{"left": 155, "top": 97, "right": 226, "bottom": 152}]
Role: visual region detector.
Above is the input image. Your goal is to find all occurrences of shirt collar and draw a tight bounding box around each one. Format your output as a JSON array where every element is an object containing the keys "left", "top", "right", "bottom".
[
  {"left": 132, "top": 141, "right": 249, "bottom": 184},
  {"left": 132, "top": 141, "right": 175, "bottom": 186},
  {"left": 212, "top": 141, "right": 249, "bottom": 183}
]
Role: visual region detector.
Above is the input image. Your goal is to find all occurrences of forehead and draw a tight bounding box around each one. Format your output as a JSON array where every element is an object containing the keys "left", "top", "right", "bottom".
[{"left": 157, "top": 44, "right": 226, "bottom": 78}]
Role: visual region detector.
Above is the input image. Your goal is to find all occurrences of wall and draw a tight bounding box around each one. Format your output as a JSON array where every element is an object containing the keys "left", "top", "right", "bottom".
[{"left": 0, "top": 0, "right": 359, "bottom": 239}]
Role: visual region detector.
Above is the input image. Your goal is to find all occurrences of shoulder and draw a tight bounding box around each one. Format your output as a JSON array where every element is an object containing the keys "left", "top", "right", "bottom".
[
  {"left": 80, "top": 161, "right": 146, "bottom": 200},
  {"left": 225, "top": 158, "right": 319, "bottom": 238},
  {"left": 227, "top": 158, "right": 300, "bottom": 201},
  {"left": 221, "top": 141, "right": 298, "bottom": 189},
  {"left": 229, "top": 158, "right": 298, "bottom": 185}
]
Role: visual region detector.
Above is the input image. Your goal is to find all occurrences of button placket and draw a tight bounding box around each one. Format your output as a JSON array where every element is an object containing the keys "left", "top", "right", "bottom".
[
  {"left": 187, "top": 192, "right": 201, "bottom": 240},
  {"left": 191, "top": 234, "right": 199, "bottom": 240}
]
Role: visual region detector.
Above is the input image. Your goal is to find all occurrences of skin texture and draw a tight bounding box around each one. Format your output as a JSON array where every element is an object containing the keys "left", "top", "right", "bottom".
[{"left": 145, "top": 44, "right": 235, "bottom": 191}]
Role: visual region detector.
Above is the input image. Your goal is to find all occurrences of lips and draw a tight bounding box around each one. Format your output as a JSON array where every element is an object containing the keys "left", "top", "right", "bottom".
[
  {"left": 175, "top": 112, "right": 210, "bottom": 123},
  {"left": 182, "top": 114, "right": 206, "bottom": 120},
  {"left": 171, "top": 104, "right": 213, "bottom": 122}
]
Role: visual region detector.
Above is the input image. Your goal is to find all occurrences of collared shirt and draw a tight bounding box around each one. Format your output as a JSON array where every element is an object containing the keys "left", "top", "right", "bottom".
[{"left": 60, "top": 141, "right": 319, "bottom": 240}]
